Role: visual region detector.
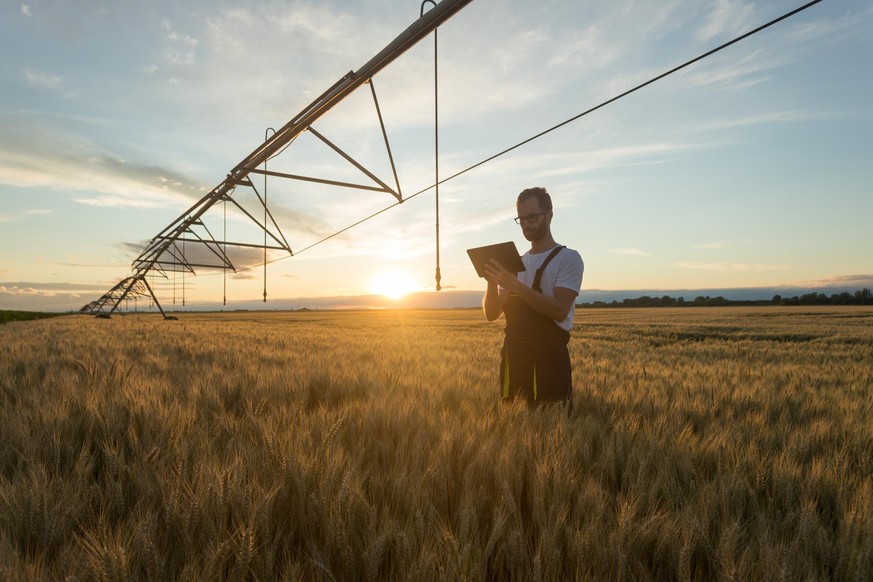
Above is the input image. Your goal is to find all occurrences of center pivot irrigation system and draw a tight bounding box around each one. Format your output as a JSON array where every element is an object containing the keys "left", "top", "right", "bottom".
[
  {"left": 81, "top": 0, "right": 471, "bottom": 318},
  {"left": 81, "top": 0, "right": 825, "bottom": 319}
]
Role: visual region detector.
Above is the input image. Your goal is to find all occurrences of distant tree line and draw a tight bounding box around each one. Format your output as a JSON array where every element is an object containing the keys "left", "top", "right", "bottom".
[
  {"left": 578, "top": 288, "right": 873, "bottom": 308},
  {"left": 0, "top": 310, "right": 66, "bottom": 324}
]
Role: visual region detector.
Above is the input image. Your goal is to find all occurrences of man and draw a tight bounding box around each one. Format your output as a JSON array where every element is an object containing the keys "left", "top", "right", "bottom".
[{"left": 482, "top": 187, "right": 584, "bottom": 406}]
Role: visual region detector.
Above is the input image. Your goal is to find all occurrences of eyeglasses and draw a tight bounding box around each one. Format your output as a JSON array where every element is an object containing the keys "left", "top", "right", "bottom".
[{"left": 514, "top": 212, "right": 548, "bottom": 225}]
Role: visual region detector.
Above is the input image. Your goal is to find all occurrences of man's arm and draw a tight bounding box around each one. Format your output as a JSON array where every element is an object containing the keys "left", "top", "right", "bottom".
[
  {"left": 483, "top": 259, "right": 576, "bottom": 321},
  {"left": 482, "top": 279, "right": 508, "bottom": 321}
]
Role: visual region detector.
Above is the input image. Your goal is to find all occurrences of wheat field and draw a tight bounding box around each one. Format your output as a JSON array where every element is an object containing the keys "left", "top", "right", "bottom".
[{"left": 1, "top": 307, "right": 871, "bottom": 580}]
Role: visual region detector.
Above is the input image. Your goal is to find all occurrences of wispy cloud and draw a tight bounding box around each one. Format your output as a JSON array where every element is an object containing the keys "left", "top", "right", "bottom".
[
  {"left": 695, "top": 0, "right": 758, "bottom": 44},
  {"left": 680, "top": 49, "right": 780, "bottom": 91},
  {"left": 610, "top": 247, "right": 651, "bottom": 257},
  {"left": 21, "top": 4, "right": 31, "bottom": 17},
  {"left": 0, "top": 117, "right": 204, "bottom": 209},
  {"left": 692, "top": 110, "right": 809, "bottom": 133},
  {"left": 24, "top": 69, "right": 63, "bottom": 90},
  {"left": 0, "top": 208, "right": 54, "bottom": 223},
  {"left": 478, "top": 140, "right": 712, "bottom": 182},
  {"left": 676, "top": 261, "right": 787, "bottom": 271},
  {"left": 784, "top": 6, "right": 873, "bottom": 46},
  {"left": 0, "top": 281, "right": 111, "bottom": 292},
  {"left": 59, "top": 262, "right": 131, "bottom": 269},
  {"left": 161, "top": 19, "right": 199, "bottom": 67},
  {"left": 119, "top": 238, "right": 278, "bottom": 272},
  {"left": 797, "top": 274, "right": 873, "bottom": 289}
]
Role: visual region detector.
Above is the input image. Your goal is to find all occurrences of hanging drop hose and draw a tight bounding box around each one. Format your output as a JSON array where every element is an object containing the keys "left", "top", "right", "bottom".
[
  {"left": 422, "top": 0, "right": 441, "bottom": 291},
  {"left": 264, "top": 128, "right": 275, "bottom": 302},
  {"left": 182, "top": 232, "right": 186, "bottom": 307},
  {"left": 223, "top": 197, "right": 227, "bottom": 306}
]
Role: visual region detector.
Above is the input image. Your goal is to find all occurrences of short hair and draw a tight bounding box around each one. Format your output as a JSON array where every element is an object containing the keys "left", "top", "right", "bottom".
[{"left": 516, "top": 187, "right": 552, "bottom": 212}]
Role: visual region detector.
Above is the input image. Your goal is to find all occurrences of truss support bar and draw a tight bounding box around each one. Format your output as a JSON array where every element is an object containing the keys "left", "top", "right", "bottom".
[
  {"left": 307, "top": 127, "right": 399, "bottom": 200},
  {"left": 369, "top": 79, "right": 403, "bottom": 201},
  {"left": 140, "top": 275, "right": 169, "bottom": 319},
  {"left": 224, "top": 197, "right": 293, "bottom": 251},
  {"left": 137, "top": 260, "right": 246, "bottom": 271},
  {"left": 152, "top": 236, "right": 290, "bottom": 251},
  {"left": 246, "top": 168, "right": 391, "bottom": 193}
]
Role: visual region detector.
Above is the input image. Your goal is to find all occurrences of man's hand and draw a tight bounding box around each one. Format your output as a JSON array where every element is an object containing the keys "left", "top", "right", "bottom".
[{"left": 483, "top": 259, "right": 521, "bottom": 293}]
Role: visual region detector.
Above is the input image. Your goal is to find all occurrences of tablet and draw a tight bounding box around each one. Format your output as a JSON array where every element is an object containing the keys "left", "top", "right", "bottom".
[{"left": 467, "top": 241, "right": 526, "bottom": 278}]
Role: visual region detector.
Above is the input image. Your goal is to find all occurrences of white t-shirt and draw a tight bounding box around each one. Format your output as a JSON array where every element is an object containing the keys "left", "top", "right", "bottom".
[{"left": 513, "top": 245, "right": 584, "bottom": 332}]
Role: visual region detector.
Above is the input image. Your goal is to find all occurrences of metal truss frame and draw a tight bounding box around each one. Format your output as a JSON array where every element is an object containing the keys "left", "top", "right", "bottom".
[
  {"left": 80, "top": 274, "right": 166, "bottom": 318},
  {"left": 82, "top": 0, "right": 473, "bottom": 319}
]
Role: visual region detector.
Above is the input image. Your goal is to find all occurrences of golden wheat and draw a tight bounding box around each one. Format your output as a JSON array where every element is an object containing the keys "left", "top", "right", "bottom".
[{"left": 0, "top": 307, "right": 871, "bottom": 580}]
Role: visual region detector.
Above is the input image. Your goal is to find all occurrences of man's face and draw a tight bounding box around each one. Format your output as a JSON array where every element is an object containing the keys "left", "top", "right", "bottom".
[{"left": 516, "top": 197, "right": 551, "bottom": 242}]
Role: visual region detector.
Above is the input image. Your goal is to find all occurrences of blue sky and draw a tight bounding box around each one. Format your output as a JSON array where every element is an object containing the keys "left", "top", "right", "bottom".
[{"left": 1, "top": 0, "right": 871, "bottom": 311}]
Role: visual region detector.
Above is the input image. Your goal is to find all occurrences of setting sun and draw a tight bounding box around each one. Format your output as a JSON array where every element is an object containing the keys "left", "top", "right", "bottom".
[{"left": 369, "top": 270, "right": 420, "bottom": 300}]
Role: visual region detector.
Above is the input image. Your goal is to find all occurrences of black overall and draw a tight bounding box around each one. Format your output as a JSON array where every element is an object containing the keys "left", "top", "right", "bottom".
[{"left": 500, "top": 245, "right": 572, "bottom": 405}]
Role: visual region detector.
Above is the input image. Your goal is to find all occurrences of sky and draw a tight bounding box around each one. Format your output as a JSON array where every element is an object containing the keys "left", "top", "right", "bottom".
[{"left": 1, "top": 0, "right": 871, "bottom": 312}]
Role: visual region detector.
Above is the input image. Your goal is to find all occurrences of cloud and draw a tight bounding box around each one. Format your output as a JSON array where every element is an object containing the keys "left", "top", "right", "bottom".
[
  {"left": 695, "top": 0, "right": 757, "bottom": 44},
  {"left": 0, "top": 282, "right": 119, "bottom": 311},
  {"left": 675, "top": 261, "right": 787, "bottom": 271},
  {"left": 0, "top": 117, "right": 204, "bottom": 209},
  {"left": 24, "top": 69, "right": 63, "bottom": 90},
  {"left": 679, "top": 49, "right": 781, "bottom": 91},
  {"left": 692, "top": 110, "right": 809, "bottom": 133},
  {"left": 0, "top": 208, "right": 54, "bottom": 223},
  {"left": 0, "top": 281, "right": 111, "bottom": 293},
  {"left": 119, "top": 241, "right": 151, "bottom": 258},
  {"left": 59, "top": 262, "right": 131, "bottom": 269},
  {"left": 610, "top": 247, "right": 651, "bottom": 257},
  {"left": 161, "top": 19, "right": 199, "bottom": 67},
  {"left": 477, "top": 140, "right": 710, "bottom": 181},
  {"left": 119, "top": 237, "right": 283, "bottom": 273},
  {"left": 676, "top": 2, "right": 861, "bottom": 95},
  {"left": 21, "top": 4, "right": 31, "bottom": 17},
  {"left": 796, "top": 274, "right": 873, "bottom": 289}
]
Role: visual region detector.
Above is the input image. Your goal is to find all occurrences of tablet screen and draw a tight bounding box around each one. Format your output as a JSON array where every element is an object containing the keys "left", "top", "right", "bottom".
[{"left": 466, "top": 242, "right": 525, "bottom": 278}]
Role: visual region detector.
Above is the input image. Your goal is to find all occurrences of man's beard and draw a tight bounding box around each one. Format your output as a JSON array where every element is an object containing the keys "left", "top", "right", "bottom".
[{"left": 523, "top": 220, "right": 549, "bottom": 242}]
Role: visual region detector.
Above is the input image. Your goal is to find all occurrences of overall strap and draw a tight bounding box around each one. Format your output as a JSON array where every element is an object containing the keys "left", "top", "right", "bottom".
[{"left": 532, "top": 245, "right": 565, "bottom": 292}]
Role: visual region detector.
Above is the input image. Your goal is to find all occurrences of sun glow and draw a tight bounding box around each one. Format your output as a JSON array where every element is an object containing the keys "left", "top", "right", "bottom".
[{"left": 369, "top": 270, "right": 420, "bottom": 300}]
